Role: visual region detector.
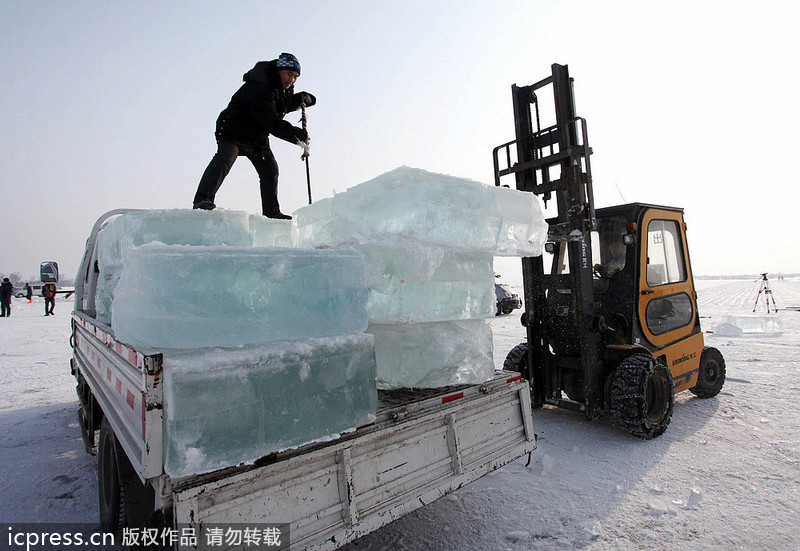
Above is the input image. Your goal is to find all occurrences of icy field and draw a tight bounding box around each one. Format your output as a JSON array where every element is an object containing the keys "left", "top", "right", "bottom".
[{"left": 1, "top": 278, "right": 799, "bottom": 550}]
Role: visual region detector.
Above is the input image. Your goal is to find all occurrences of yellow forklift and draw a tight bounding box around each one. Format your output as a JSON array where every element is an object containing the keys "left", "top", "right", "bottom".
[{"left": 494, "top": 64, "right": 725, "bottom": 438}]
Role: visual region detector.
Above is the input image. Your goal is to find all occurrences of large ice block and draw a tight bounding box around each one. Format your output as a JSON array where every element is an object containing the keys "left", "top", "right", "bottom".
[
  {"left": 112, "top": 244, "right": 369, "bottom": 349},
  {"left": 293, "top": 166, "right": 547, "bottom": 256},
  {"left": 713, "top": 314, "right": 785, "bottom": 336},
  {"left": 94, "top": 209, "right": 253, "bottom": 324},
  {"left": 359, "top": 241, "right": 495, "bottom": 323},
  {"left": 97, "top": 209, "right": 252, "bottom": 267},
  {"left": 249, "top": 215, "right": 292, "bottom": 247},
  {"left": 367, "top": 319, "right": 495, "bottom": 389},
  {"left": 163, "top": 333, "right": 378, "bottom": 478}
]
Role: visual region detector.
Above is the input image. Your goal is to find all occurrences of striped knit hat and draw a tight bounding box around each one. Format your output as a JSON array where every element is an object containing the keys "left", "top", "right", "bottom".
[{"left": 276, "top": 52, "right": 301, "bottom": 75}]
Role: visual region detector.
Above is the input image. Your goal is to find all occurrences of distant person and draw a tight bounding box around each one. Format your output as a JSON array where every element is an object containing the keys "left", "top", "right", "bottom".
[
  {"left": 0, "top": 278, "right": 12, "bottom": 317},
  {"left": 42, "top": 282, "right": 56, "bottom": 316},
  {"left": 25, "top": 283, "right": 32, "bottom": 303},
  {"left": 192, "top": 53, "right": 316, "bottom": 220}
]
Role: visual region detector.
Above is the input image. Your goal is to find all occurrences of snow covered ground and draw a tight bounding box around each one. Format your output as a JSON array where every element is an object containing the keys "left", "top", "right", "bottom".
[{"left": 1, "top": 279, "right": 799, "bottom": 550}]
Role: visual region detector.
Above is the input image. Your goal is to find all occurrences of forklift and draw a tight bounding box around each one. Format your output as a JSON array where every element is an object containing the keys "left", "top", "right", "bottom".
[{"left": 493, "top": 63, "right": 725, "bottom": 438}]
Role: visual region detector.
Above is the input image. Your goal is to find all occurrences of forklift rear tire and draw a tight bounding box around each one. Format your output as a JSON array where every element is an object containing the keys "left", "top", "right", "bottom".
[
  {"left": 610, "top": 354, "right": 674, "bottom": 439},
  {"left": 503, "top": 342, "right": 529, "bottom": 375},
  {"left": 690, "top": 347, "right": 726, "bottom": 398}
]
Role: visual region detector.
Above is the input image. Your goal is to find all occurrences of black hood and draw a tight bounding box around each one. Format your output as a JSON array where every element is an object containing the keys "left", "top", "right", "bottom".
[{"left": 243, "top": 60, "right": 280, "bottom": 84}]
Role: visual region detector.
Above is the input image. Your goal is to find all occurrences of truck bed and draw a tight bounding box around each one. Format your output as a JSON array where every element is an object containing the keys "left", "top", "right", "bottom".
[
  {"left": 72, "top": 311, "right": 536, "bottom": 550},
  {"left": 171, "top": 372, "right": 535, "bottom": 550}
]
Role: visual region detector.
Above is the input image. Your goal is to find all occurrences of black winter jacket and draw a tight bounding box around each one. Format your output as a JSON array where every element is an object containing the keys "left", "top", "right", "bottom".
[
  {"left": 0, "top": 281, "right": 12, "bottom": 301},
  {"left": 215, "top": 60, "right": 304, "bottom": 148}
]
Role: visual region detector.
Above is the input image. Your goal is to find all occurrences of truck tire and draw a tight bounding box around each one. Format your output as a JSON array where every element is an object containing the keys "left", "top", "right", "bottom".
[
  {"left": 610, "top": 354, "right": 674, "bottom": 439},
  {"left": 98, "top": 417, "right": 157, "bottom": 536},
  {"left": 690, "top": 347, "right": 726, "bottom": 398},
  {"left": 98, "top": 417, "right": 126, "bottom": 536}
]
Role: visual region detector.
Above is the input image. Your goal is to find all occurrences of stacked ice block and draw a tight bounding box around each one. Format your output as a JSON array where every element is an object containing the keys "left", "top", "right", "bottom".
[
  {"left": 249, "top": 215, "right": 292, "bottom": 247},
  {"left": 94, "top": 209, "right": 253, "bottom": 325},
  {"left": 367, "top": 320, "right": 494, "bottom": 389},
  {"left": 163, "top": 334, "right": 377, "bottom": 478},
  {"left": 293, "top": 166, "right": 547, "bottom": 389},
  {"left": 93, "top": 209, "right": 377, "bottom": 478},
  {"left": 359, "top": 240, "right": 495, "bottom": 323},
  {"left": 294, "top": 166, "right": 547, "bottom": 256},
  {"left": 112, "top": 244, "right": 369, "bottom": 349}
]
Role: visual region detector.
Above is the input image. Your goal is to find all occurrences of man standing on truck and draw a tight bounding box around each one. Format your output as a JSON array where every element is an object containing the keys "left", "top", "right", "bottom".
[
  {"left": 0, "top": 278, "right": 12, "bottom": 317},
  {"left": 43, "top": 282, "right": 56, "bottom": 316},
  {"left": 192, "top": 53, "right": 316, "bottom": 220}
]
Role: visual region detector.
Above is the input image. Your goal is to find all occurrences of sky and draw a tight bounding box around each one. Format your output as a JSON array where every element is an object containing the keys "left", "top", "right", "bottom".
[{"left": 1, "top": 0, "right": 799, "bottom": 280}]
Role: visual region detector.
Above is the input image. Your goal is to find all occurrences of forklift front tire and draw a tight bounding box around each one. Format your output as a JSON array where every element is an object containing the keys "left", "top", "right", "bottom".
[
  {"left": 610, "top": 354, "right": 675, "bottom": 439},
  {"left": 690, "top": 347, "right": 726, "bottom": 398}
]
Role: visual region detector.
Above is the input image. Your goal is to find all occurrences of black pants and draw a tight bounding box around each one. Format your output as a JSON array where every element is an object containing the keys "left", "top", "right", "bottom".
[
  {"left": 0, "top": 299, "right": 9, "bottom": 317},
  {"left": 193, "top": 141, "right": 281, "bottom": 215},
  {"left": 45, "top": 297, "right": 55, "bottom": 315}
]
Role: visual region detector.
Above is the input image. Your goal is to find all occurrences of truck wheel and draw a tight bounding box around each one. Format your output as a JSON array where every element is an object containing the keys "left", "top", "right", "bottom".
[
  {"left": 690, "top": 347, "right": 726, "bottom": 398},
  {"left": 98, "top": 417, "right": 126, "bottom": 535},
  {"left": 98, "top": 418, "right": 157, "bottom": 536},
  {"left": 610, "top": 354, "right": 674, "bottom": 439}
]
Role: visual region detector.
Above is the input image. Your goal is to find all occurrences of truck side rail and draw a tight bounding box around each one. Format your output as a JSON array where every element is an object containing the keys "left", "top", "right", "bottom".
[{"left": 72, "top": 311, "right": 164, "bottom": 482}]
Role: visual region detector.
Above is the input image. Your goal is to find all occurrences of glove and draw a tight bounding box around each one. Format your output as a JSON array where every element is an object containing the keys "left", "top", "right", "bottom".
[
  {"left": 294, "top": 128, "right": 310, "bottom": 156},
  {"left": 294, "top": 127, "right": 308, "bottom": 143},
  {"left": 295, "top": 91, "right": 316, "bottom": 107}
]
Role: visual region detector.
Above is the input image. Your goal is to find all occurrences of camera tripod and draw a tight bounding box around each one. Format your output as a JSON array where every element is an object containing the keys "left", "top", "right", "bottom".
[{"left": 753, "top": 273, "right": 778, "bottom": 313}]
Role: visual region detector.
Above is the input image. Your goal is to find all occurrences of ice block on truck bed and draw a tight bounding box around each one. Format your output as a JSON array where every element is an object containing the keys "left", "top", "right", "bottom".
[
  {"left": 358, "top": 241, "right": 495, "bottom": 323},
  {"left": 292, "top": 166, "right": 548, "bottom": 256},
  {"left": 163, "top": 333, "right": 378, "bottom": 478},
  {"left": 367, "top": 319, "right": 495, "bottom": 390},
  {"left": 111, "top": 244, "right": 369, "bottom": 349},
  {"left": 249, "top": 214, "right": 292, "bottom": 247},
  {"left": 94, "top": 209, "right": 253, "bottom": 324}
]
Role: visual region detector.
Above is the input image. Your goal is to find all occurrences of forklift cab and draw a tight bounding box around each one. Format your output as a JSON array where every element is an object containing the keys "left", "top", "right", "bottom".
[{"left": 591, "top": 203, "right": 705, "bottom": 393}]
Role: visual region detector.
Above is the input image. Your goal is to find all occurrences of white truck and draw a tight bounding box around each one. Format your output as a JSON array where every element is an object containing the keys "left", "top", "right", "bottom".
[{"left": 71, "top": 210, "right": 537, "bottom": 550}]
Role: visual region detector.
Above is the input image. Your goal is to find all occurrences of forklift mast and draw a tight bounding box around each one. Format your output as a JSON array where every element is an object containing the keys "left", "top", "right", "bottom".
[{"left": 493, "top": 63, "right": 603, "bottom": 418}]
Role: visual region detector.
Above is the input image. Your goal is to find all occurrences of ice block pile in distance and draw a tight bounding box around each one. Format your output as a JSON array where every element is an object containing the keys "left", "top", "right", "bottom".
[
  {"left": 293, "top": 166, "right": 548, "bottom": 389},
  {"left": 92, "top": 209, "right": 376, "bottom": 478}
]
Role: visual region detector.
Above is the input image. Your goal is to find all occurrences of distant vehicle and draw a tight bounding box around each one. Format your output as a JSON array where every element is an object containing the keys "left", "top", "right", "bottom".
[
  {"left": 12, "top": 283, "right": 40, "bottom": 298},
  {"left": 495, "top": 283, "right": 522, "bottom": 315},
  {"left": 41, "top": 261, "right": 59, "bottom": 283}
]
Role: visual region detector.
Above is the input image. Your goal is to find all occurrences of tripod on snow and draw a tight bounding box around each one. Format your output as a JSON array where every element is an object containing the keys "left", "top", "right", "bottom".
[{"left": 753, "top": 273, "right": 778, "bottom": 313}]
